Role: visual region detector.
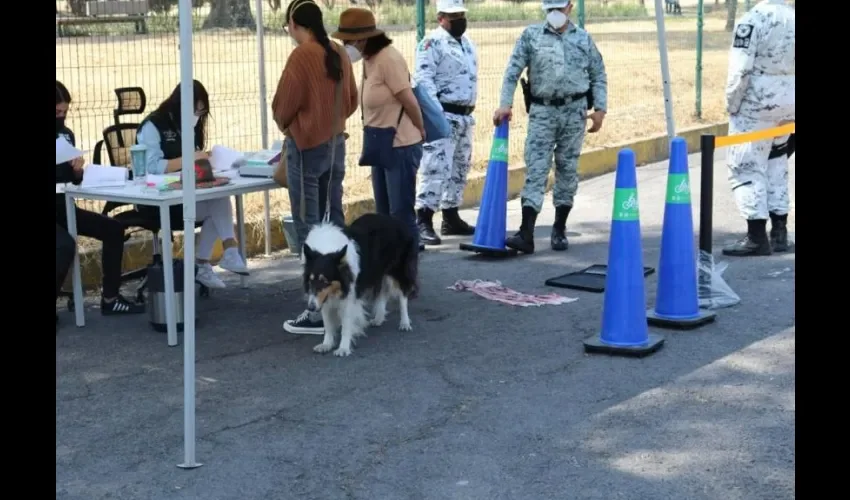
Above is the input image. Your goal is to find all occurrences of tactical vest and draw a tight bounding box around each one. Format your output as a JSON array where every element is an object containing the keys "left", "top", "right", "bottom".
[
  {"left": 56, "top": 125, "right": 76, "bottom": 148},
  {"left": 140, "top": 112, "right": 200, "bottom": 160}
]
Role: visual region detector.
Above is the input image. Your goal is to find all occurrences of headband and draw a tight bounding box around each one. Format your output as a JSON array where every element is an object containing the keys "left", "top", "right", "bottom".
[{"left": 288, "top": 0, "right": 318, "bottom": 22}]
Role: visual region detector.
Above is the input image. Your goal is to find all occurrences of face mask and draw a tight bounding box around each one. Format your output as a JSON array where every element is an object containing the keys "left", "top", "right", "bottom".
[
  {"left": 448, "top": 18, "right": 467, "bottom": 38},
  {"left": 193, "top": 115, "right": 200, "bottom": 127},
  {"left": 56, "top": 116, "right": 66, "bottom": 131},
  {"left": 547, "top": 10, "right": 568, "bottom": 30},
  {"left": 345, "top": 44, "right": 362, "bottom": 64}
]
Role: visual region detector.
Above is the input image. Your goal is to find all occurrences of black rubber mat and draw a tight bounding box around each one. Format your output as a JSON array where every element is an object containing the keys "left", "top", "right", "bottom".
[{"left": 544, "top": 264, "right": 655, "bottom": 293}]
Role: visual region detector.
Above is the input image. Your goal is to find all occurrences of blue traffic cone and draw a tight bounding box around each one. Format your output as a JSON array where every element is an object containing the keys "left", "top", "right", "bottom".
[
  {"left": 584, "top": 149, "right": 664, "bottom": 357},
  {"left": 459, "top": 120, "right": 518, "bottom": 257},
  {"left": 647, "top": 137, "right": 716, "bottom": 329}
]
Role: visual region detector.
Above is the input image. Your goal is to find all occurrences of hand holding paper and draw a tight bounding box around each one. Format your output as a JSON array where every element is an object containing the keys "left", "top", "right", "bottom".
[
  {"left": 210, "top": 145, "right": 245, "bottom": 172},
  {"left": 71, "top": 157, "right": 85, "bottom": 172},
  {"left": 56, "top": 136, "right": 85, "bottom": 165}
]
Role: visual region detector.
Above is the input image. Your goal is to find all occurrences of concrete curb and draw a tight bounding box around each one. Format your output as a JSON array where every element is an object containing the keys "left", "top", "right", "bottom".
[{"left": 74, "top": 122, "right": 727, "bottom": 288}]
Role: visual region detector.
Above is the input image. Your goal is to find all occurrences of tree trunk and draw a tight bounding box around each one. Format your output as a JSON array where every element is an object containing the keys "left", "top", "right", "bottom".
[
  {"left": 203, "top": 0, "right": 256, "bottom": 30},
  {"left": 725, "top": 0, "right": 738, "bottom": 32}
]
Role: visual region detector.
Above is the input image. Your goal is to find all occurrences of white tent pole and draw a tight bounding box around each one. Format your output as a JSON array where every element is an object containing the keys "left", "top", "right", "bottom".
[
  {"left": 256, "top": 0, "right": 269, "bottom": 149},
  {"left": 255, "top": 0, "right": 272, "bottom": 256},
  {"left": 653, "top": 0, "right": 676, "bottom": 139},
  {"left": 177, "top": 0, "right": 201, "bottom": 470}
]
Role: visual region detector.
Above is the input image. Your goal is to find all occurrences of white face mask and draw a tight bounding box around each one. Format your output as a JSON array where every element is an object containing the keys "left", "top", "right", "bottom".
[
  {"left": 345, "top": 44, "right": 362, "bottom": 64},
  {"left": 193, "top": 115, "right": 200, "bottom": 127},
  {"left": 547, "top": 10, "right": 568, "bottom": 30}
]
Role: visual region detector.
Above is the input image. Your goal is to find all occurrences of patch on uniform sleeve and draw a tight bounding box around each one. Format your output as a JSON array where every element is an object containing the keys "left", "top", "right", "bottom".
[
  {"left": 733, "top": 23, "right": 754, "bottom": 49},
  {"left": 418, "top": 39, "right": 432, "bottom": 52}
]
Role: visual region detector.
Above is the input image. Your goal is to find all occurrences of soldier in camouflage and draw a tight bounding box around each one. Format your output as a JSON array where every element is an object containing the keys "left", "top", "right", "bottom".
[
  {"left": 493, "top": 0, "right": 607, "bottom": 254},
  {"left": 414, "top": 0, "right": 478, "bottom": 246},
  {"left": 723, "top": 0, "right": 795, "bottom": 257}
]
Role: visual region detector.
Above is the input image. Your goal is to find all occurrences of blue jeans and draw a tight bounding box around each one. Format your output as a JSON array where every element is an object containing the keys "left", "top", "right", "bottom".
[
  {"left": 371, "top": 143, "right": 423, "bottom": 250},
  {"left": 285, "top": 134, "right": 346, "bottom": 251}
]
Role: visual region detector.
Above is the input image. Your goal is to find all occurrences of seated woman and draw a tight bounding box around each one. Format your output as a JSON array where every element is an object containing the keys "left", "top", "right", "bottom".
[
  {"left": 272, "top": 0, "right": 359, "bottom": 336},
  {"left": 136, "top": 80, "right": 248, "bottom": 290},
  {"left": 333, "top": 8, "right": 426, "bottom": 251},
  {"left": 55, "top": 80, "right": 145, "bottom": 316},
  {"left": 56, "top": 223, "right": 76, "bottom": 327}
]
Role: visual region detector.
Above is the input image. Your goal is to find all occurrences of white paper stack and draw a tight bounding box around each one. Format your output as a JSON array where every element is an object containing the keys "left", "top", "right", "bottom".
[
  {"left": 244, "top": 150, "right": 280, "bottom": 166},
  {"left": 80, "top": 165, "right": 129, "bottom": 189}
]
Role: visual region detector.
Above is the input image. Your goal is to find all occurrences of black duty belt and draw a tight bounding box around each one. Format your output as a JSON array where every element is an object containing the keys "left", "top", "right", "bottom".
[
  {"left": 530, "top": 92, "right": 588, "bottom": 107},
  {"left": 768, "top": 133, "right": 795, "bottom": 159},
  {"left": 441, "top": 102, "right": 475, "bottom": 115}
]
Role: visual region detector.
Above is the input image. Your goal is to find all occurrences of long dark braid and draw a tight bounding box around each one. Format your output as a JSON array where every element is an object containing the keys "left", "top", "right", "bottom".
[{"left": 287, "top": 0, "right": 342, "bottom": 82}]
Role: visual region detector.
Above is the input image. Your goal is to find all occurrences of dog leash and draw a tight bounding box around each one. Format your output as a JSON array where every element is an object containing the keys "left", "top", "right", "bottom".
[{"left": 299, "top": 74, "right": 343, "bottom": 225}]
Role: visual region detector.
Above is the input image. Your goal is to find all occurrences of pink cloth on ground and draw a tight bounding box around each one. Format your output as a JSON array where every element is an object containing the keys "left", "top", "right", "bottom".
[{"left": 448, "top": 280, "right": 578, "bottom": 307}]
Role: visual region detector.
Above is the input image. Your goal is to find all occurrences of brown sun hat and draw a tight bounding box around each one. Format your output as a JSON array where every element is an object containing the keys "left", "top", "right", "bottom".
[{"left": 331, "top": 8, "right": 384, "bottom": 42}]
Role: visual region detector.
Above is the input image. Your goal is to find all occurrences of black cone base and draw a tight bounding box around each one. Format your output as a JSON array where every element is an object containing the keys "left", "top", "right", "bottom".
[
  {"left": 646, "top": 309, "right": 716, "bottom": 330},
  {"left": 459, "top": 242, "right": 519, "bottom": 258},
  {"left": 583, "top": 333, "right": 665, "bottom": 358}
]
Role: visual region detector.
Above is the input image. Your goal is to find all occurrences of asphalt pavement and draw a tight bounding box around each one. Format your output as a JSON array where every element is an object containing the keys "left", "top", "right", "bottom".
[{"left": 57, "top": 150, "right": 796, "bottom": 500}]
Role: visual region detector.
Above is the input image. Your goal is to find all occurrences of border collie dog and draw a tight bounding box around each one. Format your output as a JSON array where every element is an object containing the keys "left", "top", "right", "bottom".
[{"left": 301, "top": 213, "right": 419, "bottom": 357}]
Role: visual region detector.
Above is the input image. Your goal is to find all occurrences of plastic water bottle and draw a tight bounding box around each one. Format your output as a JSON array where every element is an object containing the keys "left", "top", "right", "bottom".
[{"left": 130, "top": 144, "right": 147, "bottom": 184}]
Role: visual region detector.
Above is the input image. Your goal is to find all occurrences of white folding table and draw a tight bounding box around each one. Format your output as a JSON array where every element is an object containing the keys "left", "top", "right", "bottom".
[{"left": 63, "top": 176, "right": 280, "bottom": 346}]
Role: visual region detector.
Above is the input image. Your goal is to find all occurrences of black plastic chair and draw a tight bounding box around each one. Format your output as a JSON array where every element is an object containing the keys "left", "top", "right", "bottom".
[{"left": 93, "top": 124, "right": 209, "bottom": 303}]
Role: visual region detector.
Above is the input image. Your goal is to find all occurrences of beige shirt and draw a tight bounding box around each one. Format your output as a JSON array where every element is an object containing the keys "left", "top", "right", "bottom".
[{"left": 362, "top": 46, "right": 423, "bottom": 148}]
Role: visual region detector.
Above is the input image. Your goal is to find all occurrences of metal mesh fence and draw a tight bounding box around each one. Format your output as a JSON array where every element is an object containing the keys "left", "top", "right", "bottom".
[{"left": 56, "top": 0, "right": 735, "bottom": 234}]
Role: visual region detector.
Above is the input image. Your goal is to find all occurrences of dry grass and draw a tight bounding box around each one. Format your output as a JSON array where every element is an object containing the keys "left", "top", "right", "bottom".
[{"left": 57, "top": 13, "right": 731, "bottom": 241}]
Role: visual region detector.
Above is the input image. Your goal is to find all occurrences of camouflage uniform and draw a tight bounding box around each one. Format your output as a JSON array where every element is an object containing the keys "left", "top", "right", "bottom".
[
  {"left": 498, "top": 16, "right": 607, "bottom": 253},
  {"left": 723, "top": 0, "right": 795, "bottom": 256},
  {"left": 414, "top": 25, "right": 479, "bottom": 245}
]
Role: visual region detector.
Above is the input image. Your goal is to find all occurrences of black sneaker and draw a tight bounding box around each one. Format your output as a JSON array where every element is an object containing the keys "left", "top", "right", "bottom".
[
  {"left": 101, "top": 295, "right": 145, "bottom": 316},
  {"left": 282, "top": 309, "right": 325, "bottom": 335}
]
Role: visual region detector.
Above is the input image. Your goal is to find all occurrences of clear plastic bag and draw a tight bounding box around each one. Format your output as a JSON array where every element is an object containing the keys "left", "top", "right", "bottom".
[{"left": 698, "top": 250, "right": 741, "bottom": 310}]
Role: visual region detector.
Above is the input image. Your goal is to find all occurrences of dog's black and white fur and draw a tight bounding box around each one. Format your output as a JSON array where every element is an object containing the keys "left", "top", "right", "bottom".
[{"left": 301, "top": 213, "right": 418, "bottom": 357}]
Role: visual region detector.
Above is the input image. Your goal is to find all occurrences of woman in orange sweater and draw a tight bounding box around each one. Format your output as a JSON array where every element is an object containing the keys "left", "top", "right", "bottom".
[{"left": 272, "top": 0, "right": 358, "bottom": 335}]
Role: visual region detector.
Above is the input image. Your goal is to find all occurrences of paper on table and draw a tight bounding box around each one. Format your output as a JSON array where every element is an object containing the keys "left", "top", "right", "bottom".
[
  {"left": 210, "top": 145, "right": 245, "bottom": 172},
  {"left": 144, "top": 174, "right": 180, "bottom": 190},
  {"left": 80, "top": 165, "right": 128, "bottom": 188},
  {"left": 56, "top": 136, "right": 86, "bottom": 165},
  {"left": 215, "top": 169, "right": 241, "bottom": 179}
]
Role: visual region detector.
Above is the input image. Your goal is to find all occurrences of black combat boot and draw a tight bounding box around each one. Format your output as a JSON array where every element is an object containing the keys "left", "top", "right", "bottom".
[
  {"left": 551, "top": 205, "right": 571, "bottom": 251},
  {"left": 440, "top": 207, "right": 476, "bottom": 236},
  {"left": 417, "top": 208, "right": 441, "bottom": 246},
  {"left": 722, "top": 219, "right": 772, "bottom": 257},
  {"left": 505, "top": 204, "right": 538, "bottom": 254},
  {"left": 769, "top": 212, "right": 789, "bottom": 252}
]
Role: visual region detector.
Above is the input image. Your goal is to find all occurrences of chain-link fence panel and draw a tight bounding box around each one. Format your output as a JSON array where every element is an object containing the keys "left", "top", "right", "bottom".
[{"left": 56, "top": 0, "right": 735, "bottom": 250}]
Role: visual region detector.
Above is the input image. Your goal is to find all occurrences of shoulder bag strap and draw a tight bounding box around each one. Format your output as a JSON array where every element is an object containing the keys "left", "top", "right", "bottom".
[{"left": 301, "top": 70, "right": 343, "bottom": 224}]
